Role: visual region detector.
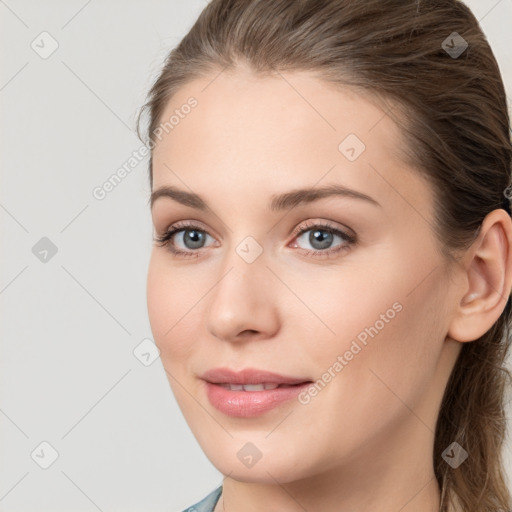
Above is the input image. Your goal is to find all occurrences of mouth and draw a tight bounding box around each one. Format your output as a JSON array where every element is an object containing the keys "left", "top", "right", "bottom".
[{"left": 200, "top": 367, "right": 313, "bottom": 417}]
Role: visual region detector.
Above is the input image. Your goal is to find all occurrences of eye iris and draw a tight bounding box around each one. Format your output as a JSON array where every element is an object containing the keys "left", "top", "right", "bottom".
[
  {"left": 310, "top": 229, "right": 333, "bottom": 250},
  {"left": 183, "top": 229, "right": 205, "bottom": 249}
]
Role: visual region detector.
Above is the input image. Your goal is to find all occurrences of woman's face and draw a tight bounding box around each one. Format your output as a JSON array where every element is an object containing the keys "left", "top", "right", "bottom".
[{"left": 147, "top": 65, "right": 463, "bottom": 483}]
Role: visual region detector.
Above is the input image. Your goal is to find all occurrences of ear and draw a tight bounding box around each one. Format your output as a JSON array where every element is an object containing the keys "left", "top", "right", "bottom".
[{"left": 448, "top": 209, "right": 512, "bottom": 343}]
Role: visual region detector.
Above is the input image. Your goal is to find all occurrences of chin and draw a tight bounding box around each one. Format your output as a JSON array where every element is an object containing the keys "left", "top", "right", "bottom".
[{"left": 200, "top": 440, "right": 318, "bottom": 484}]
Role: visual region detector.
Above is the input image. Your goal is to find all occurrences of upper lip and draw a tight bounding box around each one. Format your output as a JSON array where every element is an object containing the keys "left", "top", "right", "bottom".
[{"left": 201, "top": 367, "right": 312, "bottom": 385}]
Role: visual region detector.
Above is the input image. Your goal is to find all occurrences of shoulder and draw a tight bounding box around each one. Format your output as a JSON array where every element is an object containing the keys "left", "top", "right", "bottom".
[{"left": 181, "top": 486, "right": 223, "bottom": 512}]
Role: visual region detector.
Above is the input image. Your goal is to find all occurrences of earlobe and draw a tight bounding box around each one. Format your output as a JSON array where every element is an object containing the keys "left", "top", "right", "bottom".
[{"left": 447, "top": 209, "right": 512, "bottom": 343}]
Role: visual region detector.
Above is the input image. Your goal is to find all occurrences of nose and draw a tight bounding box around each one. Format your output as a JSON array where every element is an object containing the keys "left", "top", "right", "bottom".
[{"left": 205, "top": 249, "right": 280, "bottom": 343}]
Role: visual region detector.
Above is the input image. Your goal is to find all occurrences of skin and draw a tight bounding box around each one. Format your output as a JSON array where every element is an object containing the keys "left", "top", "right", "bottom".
[{"left": 147, "top": 63, "right": 512, "bottom": 512}]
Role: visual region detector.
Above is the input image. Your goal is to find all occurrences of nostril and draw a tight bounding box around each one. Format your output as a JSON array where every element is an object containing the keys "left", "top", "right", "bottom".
[{"left": 240, "top": 329, "right": 259, "bottom": 337}]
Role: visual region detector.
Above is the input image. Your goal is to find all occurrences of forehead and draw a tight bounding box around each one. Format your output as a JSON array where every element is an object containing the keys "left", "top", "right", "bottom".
[
  {"left": 154, "top": 66, "right": 397, "bottom": 153},
  {"left": 151, "top": 66, "right": 433, "bottom": 223}
]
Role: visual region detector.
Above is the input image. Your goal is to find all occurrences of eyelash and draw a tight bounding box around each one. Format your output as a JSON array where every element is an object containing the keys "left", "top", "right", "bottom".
[{"left": 153, "top": 219, "right": 356, "bottom": 259}]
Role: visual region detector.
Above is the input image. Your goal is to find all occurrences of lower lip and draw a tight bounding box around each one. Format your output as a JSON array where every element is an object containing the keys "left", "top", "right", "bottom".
[{"left": 204, "top": 381, "right": 311, "bottom": 417}]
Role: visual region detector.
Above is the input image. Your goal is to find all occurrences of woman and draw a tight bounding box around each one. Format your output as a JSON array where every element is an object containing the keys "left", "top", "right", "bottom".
[{"left": 137, "top": 0, "right": 512, "bottom": 510}]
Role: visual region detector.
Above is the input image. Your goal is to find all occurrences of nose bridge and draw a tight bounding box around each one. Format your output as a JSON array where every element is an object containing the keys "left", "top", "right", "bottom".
[{"left": 205, "top": 237, "right": 279, "bottom": 341}]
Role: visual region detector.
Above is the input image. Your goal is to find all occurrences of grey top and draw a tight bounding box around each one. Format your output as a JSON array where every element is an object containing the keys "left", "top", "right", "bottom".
[{"left": 182, "top": 486, "right": 223, "bottom": 512}]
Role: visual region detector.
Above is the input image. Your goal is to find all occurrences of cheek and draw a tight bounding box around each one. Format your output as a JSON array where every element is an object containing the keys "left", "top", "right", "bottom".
[
  {"left": 287, "top": 264, "right": 405, "bottom": 363},
  {"left": 146, "top": 254, "right": 170, "bottom": 342},
  {"left": 146, "top": 252, "right": 199, "bottom": 359},
  {"left": 296, "top": 250, "right": 447, "bottom": 398}
]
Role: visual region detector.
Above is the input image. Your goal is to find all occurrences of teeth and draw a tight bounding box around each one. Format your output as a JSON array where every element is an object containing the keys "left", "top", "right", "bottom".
[
  {"left": 244, "top": 384, "right": 279, "bottom": 391},
  {"left": 219, "top": 383, "right": 280, "bottom": 391},
  {"left": 227, "top": 384, "right": 244, "bottom": 391}
]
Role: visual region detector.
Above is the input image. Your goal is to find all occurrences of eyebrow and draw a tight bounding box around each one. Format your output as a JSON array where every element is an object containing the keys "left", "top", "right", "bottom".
[{"left": 150, "top": 184, "right": 381, "bottom": 211}]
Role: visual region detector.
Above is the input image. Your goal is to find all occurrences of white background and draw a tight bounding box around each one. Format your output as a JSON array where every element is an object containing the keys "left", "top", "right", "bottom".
[{"left": 1, "top": 1, "right": 511, "bottom": 510}]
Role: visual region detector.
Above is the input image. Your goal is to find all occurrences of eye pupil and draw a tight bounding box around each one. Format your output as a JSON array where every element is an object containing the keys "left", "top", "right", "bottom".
[
  {"left": 310, "top": 229, "right": 333, "bottom": 250},
  {"left": 184, "top": 230, "right": 205, "bottom": 249}
]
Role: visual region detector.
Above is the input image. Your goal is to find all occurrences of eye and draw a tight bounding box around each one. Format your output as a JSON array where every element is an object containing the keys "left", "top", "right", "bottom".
[
  {"left": 289, "top": 220, "right": 356, "bottom": 257},
  {"left": 154, "top": 219, "right": 356, "bottom": 259},
  {"left": 153, "top": 221, "right": 216, "bottom": 257}
]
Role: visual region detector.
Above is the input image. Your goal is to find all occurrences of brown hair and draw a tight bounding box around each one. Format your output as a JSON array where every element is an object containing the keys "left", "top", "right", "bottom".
[{"left": 137, "top": 1, "right": 512, "bottom": 510}]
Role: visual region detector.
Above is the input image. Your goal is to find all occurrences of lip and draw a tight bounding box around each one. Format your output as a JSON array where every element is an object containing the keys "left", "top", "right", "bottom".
[
  {"left": 201, "top": 367, "right": 313, "bottom": 418},
  {"left": 201, "top": 367, "right": 310, "bottom": 385}
]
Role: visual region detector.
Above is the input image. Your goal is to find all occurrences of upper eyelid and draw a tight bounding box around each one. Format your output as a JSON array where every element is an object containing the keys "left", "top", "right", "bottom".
[{"left": 164, "top": 219, "right": 348, "bottom": 237}]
